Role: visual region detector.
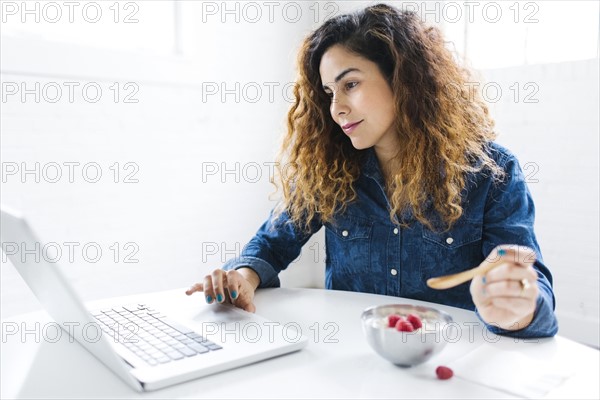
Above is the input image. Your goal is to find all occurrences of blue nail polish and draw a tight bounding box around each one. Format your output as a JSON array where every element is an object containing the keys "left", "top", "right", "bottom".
[
  {"left": 206, "top": 295, "right": 212, "bottom": 304},
  {"left": 498, "top": 249, "right": 506, "bottom": 256},
  {"left": 482, "top": 276, "right": 487, "bottom": 284},
  {"left": 231, "top": 290, "right": 238, "bottom": 299},
  {"left": 217, "top": 294, "right": 224, "bottom": 303}
]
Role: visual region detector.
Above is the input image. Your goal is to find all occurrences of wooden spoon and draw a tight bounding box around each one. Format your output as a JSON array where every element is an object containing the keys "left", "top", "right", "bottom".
[{"left": 426, "top": 247, "right": 533, "bottom": 290}]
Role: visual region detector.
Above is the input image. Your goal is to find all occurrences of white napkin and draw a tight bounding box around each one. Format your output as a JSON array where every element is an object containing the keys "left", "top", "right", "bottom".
[{"left": 449, "top": 344, "right": 574, "bottom": 398}]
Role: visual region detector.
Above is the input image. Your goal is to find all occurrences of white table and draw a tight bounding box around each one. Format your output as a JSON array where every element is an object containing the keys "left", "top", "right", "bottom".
[{"left": 1, "top": 287, "right": 598, "bottom": 398}]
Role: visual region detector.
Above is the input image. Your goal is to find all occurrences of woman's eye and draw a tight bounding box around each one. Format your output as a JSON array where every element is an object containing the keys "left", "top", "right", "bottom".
[{"left": 324, "top": 82, "right": 356, "bottom": 99}]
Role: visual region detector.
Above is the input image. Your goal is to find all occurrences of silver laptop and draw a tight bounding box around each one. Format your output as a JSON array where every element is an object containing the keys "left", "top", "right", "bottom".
[{"left": 0, "top": 206, "right": 307, "bottom": 391}]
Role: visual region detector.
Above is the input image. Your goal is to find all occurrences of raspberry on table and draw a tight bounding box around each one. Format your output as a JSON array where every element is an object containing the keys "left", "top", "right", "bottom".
[
  {"left": 406, "top": 313, "right": 423, "bottom": 329},
  {"left": 388, "top": 314, "right": 403, "bottom": 328},
  {"left": 435, "top": 366, "right": 453, "bottom": 380},
  {"left": 395, "top": 320, "right": 415, "bottom": 332}
]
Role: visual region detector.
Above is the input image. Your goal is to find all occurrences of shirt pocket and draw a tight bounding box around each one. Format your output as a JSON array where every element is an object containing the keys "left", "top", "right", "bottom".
[
  {"left": 420, "top": 219, "right": 483, "bottom": 282},
  {"left": 325, "top": 215, "right": 373, "bottom": 276}
]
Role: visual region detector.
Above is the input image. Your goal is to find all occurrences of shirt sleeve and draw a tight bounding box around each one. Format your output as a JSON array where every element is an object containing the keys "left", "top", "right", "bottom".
[
  {"left": 478, "top": 150, "right": 559, "bottom": 338},
  {"left": 222, "top": 207, "right": 323, "bottom": 288}
]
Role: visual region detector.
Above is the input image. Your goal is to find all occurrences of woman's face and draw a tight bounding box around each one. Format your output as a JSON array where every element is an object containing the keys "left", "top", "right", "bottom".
[{"left": 319, "top": 44, "right": 398, "bottom": 154}]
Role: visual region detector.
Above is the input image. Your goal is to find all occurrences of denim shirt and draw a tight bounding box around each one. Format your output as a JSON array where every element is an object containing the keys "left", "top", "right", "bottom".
[{"left": 223, "top": 142, "right": 558, "bottom": 338}]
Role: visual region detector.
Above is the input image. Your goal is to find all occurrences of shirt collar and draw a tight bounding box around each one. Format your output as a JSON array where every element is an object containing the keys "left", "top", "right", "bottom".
[
  {"left": 361, "top": 147, "right": 384, "bottom": 183},
  {"left": 360, "top": 146, "right": 434, "bottom": 224}
]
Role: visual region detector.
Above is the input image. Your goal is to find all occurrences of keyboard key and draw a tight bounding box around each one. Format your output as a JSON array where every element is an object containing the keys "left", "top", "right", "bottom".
[
  {"left": 160, "top": 317, "right": 194, "bottom": 334},
  {"left": 165, "top": 350, "right": 184, "bottom": 360},
  {"left": 186, "top": 332, "right": 204, "bottom": 340},
  {"left": 179, "top": 347, "right": 198, "bottom": 357},
  {"left": 123, "top": 338, "right": 140, "bottom": 347},
  {"left": 187, "top": 343, "right": 209, "bottom": 354},
  {"left": 123, "top": 304, "right": 147, "bottom": 312},
  {"left": 162, "top": 328, "right": 180, "bottom": 336},
  {"left": 207, "top": 344, "right": 223, "bottom": 351},
  {"left": 155, "top": 343, "right": 170, "bottom": 350},
  {"left": 148, "top": 350, "right": 164, "bottom": 357},
  {"left": 172, "top": 343, "right": 188, "bottom": 350},
  {"left": 156, "top": 356, "right": 171, "bottom": 364}
]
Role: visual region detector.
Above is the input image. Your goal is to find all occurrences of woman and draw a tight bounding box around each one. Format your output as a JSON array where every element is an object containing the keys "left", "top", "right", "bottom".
[{"left": 187, "top": 3, "right": 558, "bottom": 337}]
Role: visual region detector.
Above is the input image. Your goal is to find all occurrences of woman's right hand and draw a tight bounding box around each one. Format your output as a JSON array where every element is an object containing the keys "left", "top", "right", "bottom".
[{"left": 185, "top": 267, "right": 259, "bottom": 313}]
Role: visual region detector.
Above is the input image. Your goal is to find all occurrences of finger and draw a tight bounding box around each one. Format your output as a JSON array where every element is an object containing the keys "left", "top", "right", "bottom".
[
  {"left": 185, "top": 283, "right": 203, "bottom": 296},
  {"left": 489, "top": 296, "right": 537, "bottom": 313},
  {"left": 211, "top": 269, "right": 227, "bottom": 303},
  {"left": 225, "top": 270, "right": 242, "bottom": 303},
  {"left": 203, "top": 275, "right": 215, "bottom": 304},
  {"left": 486, "top": 280, "right": 522, "bottom": 298},
  {"left": 485, "top": 279, "right": 538, "bottom": 299},
  {"left": 243, "top": 302, "right": 256, "bottom": 313},
  {"left": 486, "top": 263, "right": 538, "bottom": 284},
  {"left": 470, "top": 275, "right": 492, "bottom": 305},
  {"left": 224, "top": 270, "right": 256, "bottom": 312}
]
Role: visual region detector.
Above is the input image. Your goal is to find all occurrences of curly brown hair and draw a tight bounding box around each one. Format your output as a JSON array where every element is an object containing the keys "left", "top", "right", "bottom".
[{"left": 272, "top": 3, "right": 505, "bottom": 233}]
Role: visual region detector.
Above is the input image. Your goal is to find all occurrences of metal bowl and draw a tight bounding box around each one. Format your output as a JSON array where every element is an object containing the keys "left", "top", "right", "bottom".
[{"left": 361, "top": 303, "right": 454, "bottom": 367}]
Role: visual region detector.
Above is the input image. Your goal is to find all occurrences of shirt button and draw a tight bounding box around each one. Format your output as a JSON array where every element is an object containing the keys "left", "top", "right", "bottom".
[
  {"left": 342, "top": 230, "right": 349, "bottom": 237},
  {"left": 446, "top": 237, "right": 454, "bottom": 245},
  {"left": 393, "top": 228, "right": 399, "bottom": 234},
  {"left": 390, "top": 269, "right": 398, "bottom": 276}
]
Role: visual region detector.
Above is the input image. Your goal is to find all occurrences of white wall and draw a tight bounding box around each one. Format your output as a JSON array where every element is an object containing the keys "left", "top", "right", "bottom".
[
  {"left": 0, "top": 19, "right": 326, "bottom": 318},
  {"left": 1, "top": 2, "right": 598, "bottom": 348}
]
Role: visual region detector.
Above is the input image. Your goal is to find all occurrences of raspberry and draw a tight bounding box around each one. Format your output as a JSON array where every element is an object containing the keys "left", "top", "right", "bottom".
[
  {"left": 406, "top": 313, "right": 423, "bottom": 329},
  {"left": 395, "top": 320, "right": 415, "bottom": 332},
  {"left": 435, "top": 366, "right": 453, "bottom": 380},
  {"left": 388, "top": 314, "right": 402, "bottom": 328}
]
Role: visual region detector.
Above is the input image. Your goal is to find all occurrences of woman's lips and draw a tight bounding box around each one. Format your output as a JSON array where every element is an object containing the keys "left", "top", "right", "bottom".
[{"left": 342, "top": 120, "right": 363, "bottom": 134}]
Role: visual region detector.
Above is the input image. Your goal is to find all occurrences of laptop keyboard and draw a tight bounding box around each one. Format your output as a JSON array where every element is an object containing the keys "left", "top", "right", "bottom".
[{"left": 91, "top": 304, "right": 222, "bottom": 366}]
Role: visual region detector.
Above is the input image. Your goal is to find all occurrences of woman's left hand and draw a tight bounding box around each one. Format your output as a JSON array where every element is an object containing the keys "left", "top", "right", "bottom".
[{"left": 470, "top": 245, "right": 539, "bottom": 331}]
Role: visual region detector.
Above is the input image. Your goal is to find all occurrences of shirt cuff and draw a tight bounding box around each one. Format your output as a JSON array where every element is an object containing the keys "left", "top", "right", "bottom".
[{"left": 221, "top": 256, "right": 281, "bottom": 288}]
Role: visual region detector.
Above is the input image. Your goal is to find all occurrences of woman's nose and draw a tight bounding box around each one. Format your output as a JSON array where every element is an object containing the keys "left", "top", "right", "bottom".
[{"left": 330, "top": 93, "right": 349, "bottom": 117}]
